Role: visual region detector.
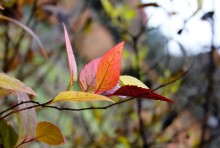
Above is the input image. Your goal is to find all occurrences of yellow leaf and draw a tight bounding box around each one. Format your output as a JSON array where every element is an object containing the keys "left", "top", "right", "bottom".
[
  {"left": 36, "top": 122, "right": 65, "bottom": 145},
  {"left": 51, "top": 91, "right": 114, "bottom": 103},
  {"left": 120, "top": 75, "right": 149, "bottom": 88},
  {"left": 0, "top": 72, "right": 36, "bottom": 95},
  {"left": 0, "top": 89, "right": 11, "bottom": 98}
]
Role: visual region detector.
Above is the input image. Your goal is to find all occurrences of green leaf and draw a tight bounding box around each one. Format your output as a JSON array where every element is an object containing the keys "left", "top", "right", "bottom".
[
  {"left": 101, "top": 0, "right": 117, "bottom": 18},
  {"left": 197, "top": 0, "right": 203, "bottom": 7},
  {"left": 0, "top": 119, "right": 18, "bottom": 148}
]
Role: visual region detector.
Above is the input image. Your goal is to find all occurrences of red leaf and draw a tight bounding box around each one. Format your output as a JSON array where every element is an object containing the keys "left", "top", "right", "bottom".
[
  {"left": 95, "top": 41, "right": 124, "bottom": 93},
  {"left": 63, "top": 24, "right": 77, "bottom": 87},
  {"left": 79, "top": 58, "right": 101, "bottom": 92},
  {"left": 111, "top": 85, "right": 175, "bottom": 103}
]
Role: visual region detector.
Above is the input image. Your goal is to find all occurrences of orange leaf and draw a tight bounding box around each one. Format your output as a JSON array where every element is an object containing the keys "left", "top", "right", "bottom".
[
  {"left": 95, "top": 41, "right": 124, "bottom": 93},
  {"left": 36, "top": 121, "right": 65, "bottom": 145},
  {"left": 51, "top": 91, "right": 114, "bottom": 103},
  {"left": 63, "top": 24, "right": 77, "bottom": 87}
]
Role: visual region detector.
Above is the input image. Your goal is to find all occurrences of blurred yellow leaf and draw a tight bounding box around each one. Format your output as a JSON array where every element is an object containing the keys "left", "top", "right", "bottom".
[
  {"left": 0, "top": 89, "right": 11, "bottom": 98},
  {"left": 36, "top": 122, "right": 65, "bottom": 145},
  {"left": 120, "top": 75, "right": 148, "bottom": 88},
  {"left": 197, "top": 0, "right": 203, "bottom": 7},
  {"left": 0, "top": 72, "right": 36, "bottom": 95},
  {"left": 51, "top": 91, "right": 114, "bottom": 103},
  {"left": 101, "top": 0, "right": 115, "bottom": 17}
]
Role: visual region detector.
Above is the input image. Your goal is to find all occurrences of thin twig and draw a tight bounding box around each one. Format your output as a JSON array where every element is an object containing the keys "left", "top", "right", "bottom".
[
  {"left": 0, "top": 101, "right": 38, "bottom": 115},
  {"left": 0, "top": 67, "right": 191, "bottom": 120},
  {"left": 200, "top": 10, "right": 216, "bottom": 146},
  {"left": 9, "top": 0, "right": 39, "bottom": 68},
  {"left": 3, "top": 23, "right": 10, "bottom": 72}
]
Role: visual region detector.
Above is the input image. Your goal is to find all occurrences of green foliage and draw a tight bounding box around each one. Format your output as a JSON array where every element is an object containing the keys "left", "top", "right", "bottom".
[{"left": 0, "top": 119, "right": 18, "bottom": 148}]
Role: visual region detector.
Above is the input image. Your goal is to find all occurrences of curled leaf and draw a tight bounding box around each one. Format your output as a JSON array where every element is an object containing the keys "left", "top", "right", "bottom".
[
  {"left": 95, "top": 41, "right": 124, "bottom": 93},
  {"left": 111, "top": 85, "right": 175, "bottom": 103},
  {"left": 0, "top": 72, "right": 36, "bottom": 96},
  {"left": 120, "top": 75, "right": 148, "bottom": 88},
  {"left": 63, "top": 24, "right": 77, "bottom": 87},
  {"left": 79, "top": 58, "right": 101, "bottom": 92},
  {"left": 0, "top": 15, "right": 47, "bottom": 59},
  {"left": 15, "top": 92, "right": 37, "bottom": 146},
  {"left": 36, "top": 121, "right": 65, "bottom": 145},
  {"left": 51, "top": 91, "right": 114, "bottom": 103}
]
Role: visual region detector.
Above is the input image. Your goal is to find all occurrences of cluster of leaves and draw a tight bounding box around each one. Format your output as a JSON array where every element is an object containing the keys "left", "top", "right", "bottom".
[
  {"left": 55, "top": 25, "right": 174, "bottom": 104},
  {"left": 0, "top": 12, "right": 174, "bottom": 147},
  {"left": 0, "top": 72, "right": 65, "bottom": 147}
]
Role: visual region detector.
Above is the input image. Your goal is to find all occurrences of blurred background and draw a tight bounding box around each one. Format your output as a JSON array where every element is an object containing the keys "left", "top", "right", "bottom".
[{"left": 1, "top": 0, "right": 220, "bottom": 147}]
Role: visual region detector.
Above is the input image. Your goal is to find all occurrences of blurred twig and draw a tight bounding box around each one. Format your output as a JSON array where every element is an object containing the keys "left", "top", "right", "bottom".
[
  {"left": 200, "top": 10, "right": 216, "bottom": 146},
  {"left": 2, "top": 23, "right": 10, "bottom": 72},
  {"left": 8, "top": 0, "right": 39, "bottom": 74}
]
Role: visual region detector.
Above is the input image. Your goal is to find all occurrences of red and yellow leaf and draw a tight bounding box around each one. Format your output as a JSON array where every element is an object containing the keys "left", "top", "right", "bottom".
[
  {"left": 95, "top": 41, "right": 124, "bottom": 93},
  {"left": 0, "top": 72, "right": 36, "bottom": 96},
  {"left": 111, "top": 85, "right": 175, "bottom": 103},
  {"left": 63, "top": 24, "right": 77, "bottom": 87},
  {"left": 36, "top": 121, "right": 65, "bottom": 145},
  {"left": 51, "top": 91, "right": 114, "bottom": 103},
  {"left": 79, "top": 58, "right": 101, "bottom": 92}
]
